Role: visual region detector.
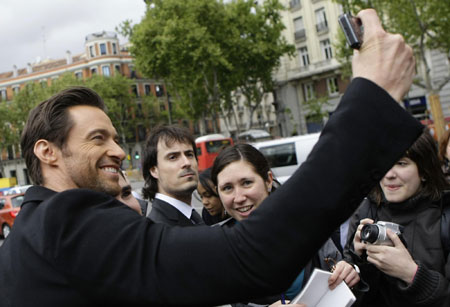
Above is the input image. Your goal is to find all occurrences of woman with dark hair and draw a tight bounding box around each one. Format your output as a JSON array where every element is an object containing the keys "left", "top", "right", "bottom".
[
  {"left": 197, "top": 168, "right": 228, "bottom": 225},
  {"left": 344, "top": 129, "right": 450, "bottom": 306},
  {"left": 212, "top": 144, "right": 359, "bottom": 305},
  {"left": 438, "top": 129, "right": 450, "bottom": 181}
]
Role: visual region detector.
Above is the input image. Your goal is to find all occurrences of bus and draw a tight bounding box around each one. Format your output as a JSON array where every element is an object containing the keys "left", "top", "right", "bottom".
[{"left": 195, "top": 134, "right": 234, "bottom": 172}]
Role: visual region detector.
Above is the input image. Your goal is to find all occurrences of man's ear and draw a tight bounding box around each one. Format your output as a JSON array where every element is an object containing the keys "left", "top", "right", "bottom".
[
  {"left": 149, "top": 166, "right": 159, "bottom": 180},
  {"left": 33, "top": 139, "right": 60, "bottom": 165}
]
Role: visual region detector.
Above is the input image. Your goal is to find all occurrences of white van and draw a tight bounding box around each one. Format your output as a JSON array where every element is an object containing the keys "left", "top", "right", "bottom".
[{"left": 251, "top": 133, "right": 320, "bottom": 184}]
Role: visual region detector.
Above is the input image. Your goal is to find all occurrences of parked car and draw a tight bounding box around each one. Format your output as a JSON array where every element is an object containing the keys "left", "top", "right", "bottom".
[
  {"left": 251, "top": 133, "right": 320, "bottom": 184},
  {"left": 0, "top": 193, "right": 25, "bottom": 238},
  {"left": 238, "top": 129, "right": 272, "bottom": 143},
  {"left": 3, "top": 185, "right": 32, "bottom": 196}
]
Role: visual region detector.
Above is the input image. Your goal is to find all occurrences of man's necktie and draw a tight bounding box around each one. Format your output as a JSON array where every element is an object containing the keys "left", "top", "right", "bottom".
[{"left": 191, "top": 209, "right": 204, "bottom": 225}]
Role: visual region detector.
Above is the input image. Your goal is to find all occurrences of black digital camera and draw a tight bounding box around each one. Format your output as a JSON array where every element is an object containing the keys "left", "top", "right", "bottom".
[
  {"left": 361, "top": 221, "right": 404, "bottom": 246},
  {"left": 338, "top": 13, "right": 364, "bottom": 49}
]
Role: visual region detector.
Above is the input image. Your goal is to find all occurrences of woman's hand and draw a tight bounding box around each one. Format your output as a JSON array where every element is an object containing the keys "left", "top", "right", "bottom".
[
  {"left": 353, "top": 218, "right": 374, "bottom": 256},
  {"left": 328, "top": 260, "right": 360, "bottom": 290},
  {"left": 366, "top": 229, "right": 418, "bottom": 284}
]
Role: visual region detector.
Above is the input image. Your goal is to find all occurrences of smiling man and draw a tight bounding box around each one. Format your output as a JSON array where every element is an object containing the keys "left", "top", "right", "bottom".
[{"left": 142, "top": 125, "right": 202, "bottom": 226}]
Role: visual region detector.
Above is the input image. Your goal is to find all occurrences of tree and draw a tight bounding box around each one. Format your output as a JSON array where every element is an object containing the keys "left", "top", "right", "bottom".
[
  {"left": 303, "top": 96, "right": 331, "bottom": 125},
  {"left": 0, "top": 73, "right": 157, "bottom": 151},
  {"left": 127, "top": 0, "right": 294, "bottom": 134},
  {"left": 334, "top": 0, "right": 450, "bottom": 137},
  {"left": 226, "top": 0, "right": 295, "bottom": 131}
]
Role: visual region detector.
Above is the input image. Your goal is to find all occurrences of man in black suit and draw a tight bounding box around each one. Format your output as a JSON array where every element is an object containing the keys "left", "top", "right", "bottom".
[
  {"left": 0, "top": 10, "right": 424, "bottom": 306},
  {"left": 142, "top": 125, "right": 203, "bottom": 226}
]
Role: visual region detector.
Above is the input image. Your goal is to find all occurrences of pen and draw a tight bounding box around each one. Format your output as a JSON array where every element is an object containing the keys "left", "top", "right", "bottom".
[{"left": 281, "top": 293, "right": 286, "bottom": 304}]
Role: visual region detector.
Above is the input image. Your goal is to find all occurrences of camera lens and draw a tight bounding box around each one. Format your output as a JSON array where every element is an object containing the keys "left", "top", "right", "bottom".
[{"left": 361, "top": 224, "right": 379, "bottom": 243}]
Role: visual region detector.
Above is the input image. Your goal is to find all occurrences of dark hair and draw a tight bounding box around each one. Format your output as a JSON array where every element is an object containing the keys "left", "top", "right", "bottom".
[
  {"left": 141, "top": 125, "right": 197, "bottom": 200},
  {"left": 438, "top": 129, "right": 450, "bottom": 162},
  {"left": 20, "top": 87, "right": 105, "bottom": 185},
  {"left": 211, "top": 143, "right": 275, "bottom": 191},
  {"left": 371, "top": 129, "right": 448, "bottom": 204},
  {"left": 199, "top": 168, "right": 218, "bottom": 198}
]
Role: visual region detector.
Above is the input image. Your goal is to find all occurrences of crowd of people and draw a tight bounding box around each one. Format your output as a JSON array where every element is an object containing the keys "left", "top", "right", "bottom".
[{"left": 0, "top": 8, "right": 448, "bottom": 307}]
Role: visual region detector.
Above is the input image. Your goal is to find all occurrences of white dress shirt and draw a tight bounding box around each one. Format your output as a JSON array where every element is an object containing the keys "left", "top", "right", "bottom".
[{"left": 154, "top": 193, "right": 193, "bottom": 220}]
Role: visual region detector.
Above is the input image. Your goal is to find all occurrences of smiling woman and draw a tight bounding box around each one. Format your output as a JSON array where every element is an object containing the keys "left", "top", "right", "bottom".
[
  {"left": 344, "top": 129, "right": 450, "bottom": 307},
  {"left": 211, "top": 144, "right": 274, "bottom": 222}
]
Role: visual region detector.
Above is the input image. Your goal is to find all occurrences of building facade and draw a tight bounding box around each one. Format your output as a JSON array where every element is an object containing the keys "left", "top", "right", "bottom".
[
  {"left": 0, "top": 31, "right": 170, "bottom": 185},
  {"left": 274, "top": 0, "right": 450, "bottom": 137},
  {"left": 273, "top": 0, "right": 350, "bottom": 137}
]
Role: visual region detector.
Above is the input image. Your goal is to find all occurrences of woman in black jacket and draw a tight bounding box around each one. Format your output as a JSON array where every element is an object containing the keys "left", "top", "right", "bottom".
[{"left": 344, "top": 129, "right": 450, "bottom": 306}]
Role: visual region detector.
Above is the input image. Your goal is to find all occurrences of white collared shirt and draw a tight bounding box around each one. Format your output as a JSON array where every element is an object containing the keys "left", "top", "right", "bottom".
[{"left": 154, "top": 193, "right": 193, "bottom": 220}]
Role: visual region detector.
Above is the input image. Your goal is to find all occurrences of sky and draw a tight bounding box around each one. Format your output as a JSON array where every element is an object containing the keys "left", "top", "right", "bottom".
[{"left": 0, "top": 0, "right": 147, "bottom": 73}]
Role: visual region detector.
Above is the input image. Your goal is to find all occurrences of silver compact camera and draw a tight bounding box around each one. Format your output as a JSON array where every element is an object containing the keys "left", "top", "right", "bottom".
[{"left": 361, "top": 221, "right": 404, "bottom": 246}]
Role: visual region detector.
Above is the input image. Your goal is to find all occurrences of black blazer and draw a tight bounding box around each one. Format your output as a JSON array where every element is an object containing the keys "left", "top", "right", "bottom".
[
  {"left": 0, "top": 78, "right": 423, "bottom": 306},
  {"left": 148, "top": 198, "right": 195, "bottom": 226}
]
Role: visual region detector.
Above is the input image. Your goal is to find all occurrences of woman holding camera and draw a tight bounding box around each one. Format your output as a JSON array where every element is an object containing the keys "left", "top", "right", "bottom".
[{"left": 344, "top": 129, "right": 450, "bottom": 306}]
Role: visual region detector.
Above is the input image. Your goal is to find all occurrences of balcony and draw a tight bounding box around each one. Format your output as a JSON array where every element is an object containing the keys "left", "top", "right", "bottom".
[
  {"left": 316, "top": 21, "right": 328, "bottom": 34},
  {"left": 294, "top": 29, "right": 306, "bottom": 42}
]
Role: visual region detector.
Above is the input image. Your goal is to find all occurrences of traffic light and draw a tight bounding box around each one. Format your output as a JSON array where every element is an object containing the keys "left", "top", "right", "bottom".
[{"left": 135, "top": 151, "right": 140, "bottom": 160}]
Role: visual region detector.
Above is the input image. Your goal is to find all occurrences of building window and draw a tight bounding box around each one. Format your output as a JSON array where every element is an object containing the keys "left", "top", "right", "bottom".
[
  {"left": 89, "top": 45, "right": 95, "bottom": 57},
  {"left": 39, "top": 80, "right": 47, "bottom": 88},
  {"left": 13, "top": 86, "right": 20, "bottom": 94},
  {"left": 102, "top": 65, "right": 111, "bottom": 76},
  {"left": 100, "top": 43, "right": 107, "bottom": 55},
  {"left": 91, "top": 67, "right": 98, "bottom": 75},
  {"left": 131, "top": 84, "right": 139, "bottom": 97},
  {"left": 315, "top": 8, "right": 328, "bottom": 32},
  {"left": 129, "top": 65, "right": 137, "bottom": 78},
  {"left": 327, "top": 77, "right": 339, "bottom": 95},
  {"left": 114, "top": 64, "right": 121, "bottom": 74},
  {"left": 290, "top": 0, "right": 301, "bottom": 9},
  {"left": 155, "top": 84, "right": 164, "bottom": 97},
  {"left": 144, "top": 84, "right": 151, "bottom": 96},
  {"left": 112, "top": 43, "right": 117, "bottom": 55},
  {"left": 0, "top": 89, "right": 7, "bottom": 102},
  {"left": 293, "top": 17, "right": 306, "bottom": 41},
  {"left": 298, "top": 47, "right": 310, "bottom": 67},
  {"left": 320, "top": 39, "right": 333, "bottom": 60},
  {"left": 74, "top": 71, "right": 83, "bottom": 79},
  {"left": 303, "top": 83, "right": 315, "bottom": 101}
]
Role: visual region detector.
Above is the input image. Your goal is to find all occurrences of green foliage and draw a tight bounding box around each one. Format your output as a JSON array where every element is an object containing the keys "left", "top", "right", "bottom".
[
  {"left": 333, "top": 29, "right": 353, "bottom": 80},
  {"left": 333, "top": 0, "right": 450, "bottom": 90},
  {"left": 128, "top": 0, "right": 294, "bottom": 127},
  {"left": 303, "top": 96, "right": 331, "bottom": 123}
]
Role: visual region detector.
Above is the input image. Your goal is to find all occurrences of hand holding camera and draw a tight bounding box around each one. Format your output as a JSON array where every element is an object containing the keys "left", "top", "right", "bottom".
[
  {"left": 354, "top": 219, "right": 417, "bottom": 284},
  {"left": 353, "top": 218, "right": 374, "bottom": 256},
  {"left": 365, "top": 229, "right": 418, "bottom": 284},
  {"left": 349, "top": 9, "right": 415, "bottom": 102}
]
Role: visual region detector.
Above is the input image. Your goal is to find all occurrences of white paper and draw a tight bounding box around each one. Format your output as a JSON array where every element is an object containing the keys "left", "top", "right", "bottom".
[{"left": 291, "top": 268, "right": 356, "bottom": 307}]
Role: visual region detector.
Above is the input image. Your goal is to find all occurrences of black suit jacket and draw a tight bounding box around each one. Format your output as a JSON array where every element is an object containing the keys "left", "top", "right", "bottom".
[
  {"left": 148, "top": 198, "right": 195, "bottom": 226},
  {"left": 0, "top": 78, "right": 423, "bottom": 306}
]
